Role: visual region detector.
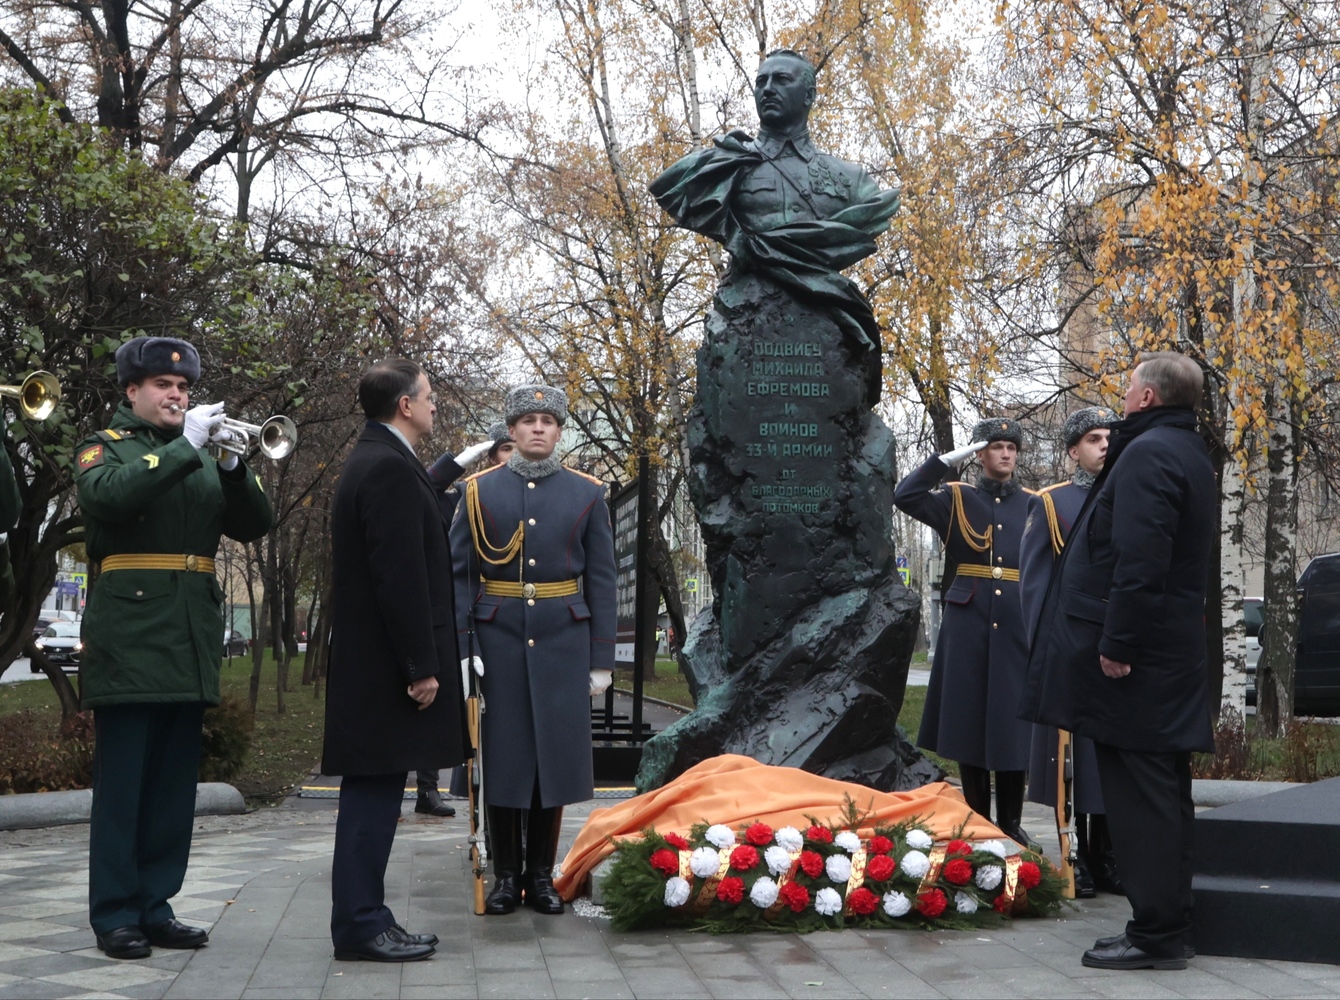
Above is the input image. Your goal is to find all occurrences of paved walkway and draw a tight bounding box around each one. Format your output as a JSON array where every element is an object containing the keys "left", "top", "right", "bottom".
[{"left": 0, "top": 795, "right": 1335, "bottom": 1000}]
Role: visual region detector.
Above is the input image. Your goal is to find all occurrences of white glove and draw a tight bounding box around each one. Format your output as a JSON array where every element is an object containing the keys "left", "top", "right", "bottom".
[
  {"left": 209, "top": 424, "right": 247, "bottom": 470},
  {"left": 217, "top": 451, "right": 239, "bottom": 471},
  {"left": 455, "top": 440, "right": 495, "bottom": 466},
  {"left": 460, "top": 656, "right": 484, "bottom": 695},
  {"left": 937, "top": 440, "right": 989, "bottom": 467},
  {"left": 182, "top": 402, "right": 225, "bottom": 450},
  {"left": 589, "top": 669, "right": 613, "bottom": 697}
]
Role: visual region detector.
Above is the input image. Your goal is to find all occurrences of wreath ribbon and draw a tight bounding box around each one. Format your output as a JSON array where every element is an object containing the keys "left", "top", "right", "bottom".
[
  {"left": 917, "top": 845, "right": 949, "bottom": 895},
  {"left": 691, "top": 849, "right": 733, "bottom": 914},
  {"left": 842, "top": 848, "right": 869, "bottom": 916},
  {"left": 764, "top": 850, "right": 803, "bottom": 921}
]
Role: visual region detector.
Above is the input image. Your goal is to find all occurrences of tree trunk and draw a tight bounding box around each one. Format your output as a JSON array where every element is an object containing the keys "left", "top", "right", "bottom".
[
  {"left": 246, "top": 540, "right": 265, "bottom": 712},
  {"left": 1257, "top": 384, "right": 1301, "bottom": 737},
  {"left": 1217, "top": 447, "right": 1248, "bottom": 718},
  {"left": 24, "top": 642, "right": 81, "bottom": 721}
]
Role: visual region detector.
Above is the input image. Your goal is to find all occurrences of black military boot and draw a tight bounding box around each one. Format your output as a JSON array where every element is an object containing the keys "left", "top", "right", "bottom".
[
  {"left": 414, "top": 787, "right": 456, "bottom": 817},
  {"left": 1072, "top": 813, "right": 1096, "bottom": 898},
  {"left": 484, "top": 807, "right": 524, "bottom": 915},
  {"left": 1088, "top": 814, "right": 1125, "bottom": 895},
  {"left": 522, "top": 806, "right": 565, "bottom": 915},
  {"left": 993, "top": 771, "right": 1040, "bottom": 849},
  {"left": 958, "top": 763, "right": 993, "bottom": 822}
]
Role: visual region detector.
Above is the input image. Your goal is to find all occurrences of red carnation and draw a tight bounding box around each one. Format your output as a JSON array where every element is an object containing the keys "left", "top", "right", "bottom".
[
  {"left": 746, "top": 822, "right": 774, "bottom": 846},
  {"left": 943, "top": 858, "right": 973, "bottom": 885},
  {"left": 866, "top": 854, "right": 896, "bottom": 882},
  {"left": 993, "top": 892, "right": 1011, "bottom": 913},
  {"left": 1019, "top": 861, "right": 1042, "bottom": 890},
  {"left": 779, "top": 881, "right": 810, "bottom": 912},
  {"left": 946, "top": 839, "right": 972, "bottom": 856},
  {"left": 663, "top": 832, "right": 690, "bottom": 850},
  {"left": 798, "top": 851, "right": 824, "bottom": 878},
  {"left": 716, "top": 876, "right": 745, "bottom": 905},
  {"left": 806, "top": 825, "right": 834, "bottom": 844},
  {"left": 649, "top": 849, "right": 679, "bottom": 877},
  {"left": 847, "top": 887, "right": 879, "bottom": 916},
  {"left": 729, "top": 845, "right": 760, "bottom": 872},
  {"left": 916, "top": 888, "right": 948, "bottom": 918},
  {"left": 868, "top": 835, "right": 894, "bottom": 855}
]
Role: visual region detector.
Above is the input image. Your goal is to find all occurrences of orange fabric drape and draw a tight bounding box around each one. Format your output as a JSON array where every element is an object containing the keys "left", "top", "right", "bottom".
[{"left": 555, "top": 754, "right": 1005, "bottom": 900}]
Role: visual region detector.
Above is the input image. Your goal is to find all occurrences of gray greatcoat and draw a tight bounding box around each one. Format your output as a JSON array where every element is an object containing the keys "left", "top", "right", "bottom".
[
  {"left": 894, "top": 456, "right": 1034, "bottom": 770},
  {"left": 451, "top": 462, "right": 616, "bottom": 809},
  {"left": 1020, "top": 481, "right": 1104, "bottom": 814}
]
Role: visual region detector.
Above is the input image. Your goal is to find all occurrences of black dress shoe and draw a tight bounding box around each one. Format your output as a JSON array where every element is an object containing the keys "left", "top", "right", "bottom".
[
  {"left": 388, "top": 923, "right": 439, "bottom": 947},
  {"left": 1083, "top": 934, "right": 1187, "bottom": 970},
  {"left": 1072, "top": 854, "right": 1096, "bottom": 899},
  {"left": 143, "top": 918, "right": 209, "bottom": 949},
  {"left": 1094, "top": 933, "right": 1194, "bottom": 959},
  {"left": 998, "top": 825, "right": 1041, "bottom": 851},
  {"left": 523, "top": 872, "right": 565, "bottom": 915},
  {"left": 334, "top": 931, "right": 435, "bottom": 962},
  {"left": 485, "top": 874, "right": 523, "bottom": 915},
  {"left": 415, "top": 791, "right": 456, "bottom": 817},
  {"left": 96, "top": 926, "right": 151, "bottom": 960}
]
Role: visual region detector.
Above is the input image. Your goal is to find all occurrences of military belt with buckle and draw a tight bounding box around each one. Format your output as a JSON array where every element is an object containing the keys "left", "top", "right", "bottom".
[
  {"left": 956, "top": 564, "right": 1020, "bottom": 582},
  {"left": 482, "top": 578, "right": 580, "bottom": 599},
  {"left": 101, "top": 554, "right": 216, "bottom": 573}
]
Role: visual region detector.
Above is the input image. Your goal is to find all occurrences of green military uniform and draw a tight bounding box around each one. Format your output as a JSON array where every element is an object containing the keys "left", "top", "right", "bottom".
[{"left": 77, "top": 398, "right": 271, "bottom": 938}]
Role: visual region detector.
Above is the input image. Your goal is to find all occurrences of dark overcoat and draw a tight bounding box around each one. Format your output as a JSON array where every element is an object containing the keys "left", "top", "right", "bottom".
[
  {"left": 1019, "top": 408, "right": 1216, "bottom": 753},
  {"left": 451, "top": 462, "right": 616, "bottom": 809},
  {"left": 76, "top": 403, "right": 272, "bottom": 707},
  {"left": 894, "top": 455, "right": 1034, "bottom": 770},
  {"left": 322, "top": 422, "right": 467, "bottom": 776},
  {"left": 1020, "top": 481, "right": 1104, "bottom": 813}
]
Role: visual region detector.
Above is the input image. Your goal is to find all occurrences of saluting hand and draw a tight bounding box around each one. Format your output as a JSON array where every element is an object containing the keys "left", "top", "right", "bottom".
[
  {"left": 1100, "top": 655, "right": 1131, "bottom": 679},
  {"left": 408, "top": 676, "right": 439, "bottom": 709}
]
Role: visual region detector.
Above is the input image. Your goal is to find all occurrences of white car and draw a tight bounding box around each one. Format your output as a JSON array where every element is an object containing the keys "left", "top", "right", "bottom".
[{"left": 34, "top": 621, "right": 82, "bottom": 669}]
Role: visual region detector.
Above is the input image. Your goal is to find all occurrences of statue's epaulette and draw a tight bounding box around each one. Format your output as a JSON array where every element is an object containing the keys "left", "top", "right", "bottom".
[
  {"left": 96, "top": 428, "right": 135, "bottom": 442},
  {"left": 1023, "top": 487, "right": 1040, "bottom": 496},
  {"left": 944, "top": 481, "right": 967, "bottom": 487},
  {"left": 1037, "top": 480, "right": 1072, "bottom": 494},
  {"left": 461, "top": 463, "right": 505, "bottom": 484},
  {"left": 565, "top": 467, "right": 604, "bottom": 487}
]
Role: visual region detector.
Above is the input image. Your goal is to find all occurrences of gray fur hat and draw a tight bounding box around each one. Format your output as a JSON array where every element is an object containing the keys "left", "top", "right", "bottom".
[
  {"left": 115, "top": 336, "right": 200, "bottom": 387},
  {"left": 1063, "top": 406, "right": 1117, "bottom": 447},
  {"left": 487, "top": 420, "right": 510, "bottom": 445},
  {"left": 971, "top": 416, "right": 1022, "bottom": 448},
  {"left": 504, "top": 384, "right": 568, "bottom": 425}
]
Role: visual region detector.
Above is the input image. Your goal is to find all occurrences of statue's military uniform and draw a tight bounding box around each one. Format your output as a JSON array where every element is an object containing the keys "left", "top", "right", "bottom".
[
  {"left": 734, "top": 130, "right": 881, "bottom": 229},
  {"left": 451, "top": 459, "right": 616, "bottom": 809},
  {"left": 75, "top": 340, "right": 271, "bottom": 943},
  {"left": 895, "top": 453, "right": 1035, "bottom": 772}
]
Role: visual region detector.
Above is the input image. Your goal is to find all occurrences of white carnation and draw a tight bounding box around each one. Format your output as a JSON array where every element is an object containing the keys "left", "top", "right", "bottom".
[
  {"left": 905, "top": 829, "right": 933, "bottom": 851},
  {"left": 900, "top": 849, "right": 930, "bottom": 879},
  {"left": 749, "top": 876, "right": 780, "bottom": 908},
  {"left": 764, "top": 845, "right": 793, "bottom": 876},
  {"left": 955, "top": 891, "right": 979, "bottom": 914},
  {"left": 705, "top": 824, "right": 736, "bottom": 849},
  {"left": 975, "top": 864, "right": 1003, "bottom": 890},
  {"left": 977, "top": 839, "right": 1008, "bottom": 859},
  {"left": 774, "top": 826, "right": 804, "bottom": 852},
  {"left": 834, "top": 830, "right": 862, "bottom": 854},
  {"left": 882, "top": 891, "right": 912, "bottom": 917},
  {"left": 814, "top": 887, "right": 843, "bottom": 916},
  {"left": 689, "top": 847, "right": 721, "bottom": 879},
  {"left": 825, "top": 854, "right": 853, "bottom": 884},
  {"left": 663, "top": 876, "right": 691, "bottom": 907}
]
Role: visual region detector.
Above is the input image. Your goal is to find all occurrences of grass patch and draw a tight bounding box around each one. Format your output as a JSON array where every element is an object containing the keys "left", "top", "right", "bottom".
[
  {"left": 897, "top": 681, "right": 958, "bottom": 780},
  {"left": 613, "top": 658, "right": 694, "bottom": 708}
]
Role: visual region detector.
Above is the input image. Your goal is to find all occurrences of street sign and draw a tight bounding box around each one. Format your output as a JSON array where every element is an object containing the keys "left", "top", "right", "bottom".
[
  {"left": 898, "top": 568, "right": 910, "bottom": 586},
  {"left": 684, "top": 577, "right": 698, "bottom": 593}
]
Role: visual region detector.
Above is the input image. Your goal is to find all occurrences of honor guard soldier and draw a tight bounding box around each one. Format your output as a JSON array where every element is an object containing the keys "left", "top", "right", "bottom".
[
  {"left": 894, "top": 417, "right": 1036, "bottom": 846},
  {"left": 76, "top": 337, "right": 272, "bottom": 960},
  {"left": 1020, "top": 406, "right": 1120, "bottom": 897},
  {"left": 451, "top": 384, "right": 616, "bottom": 916}
]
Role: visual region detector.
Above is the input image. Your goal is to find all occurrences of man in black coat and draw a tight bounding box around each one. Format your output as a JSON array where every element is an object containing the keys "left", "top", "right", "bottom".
[
  {"left": 894, "top": 417, "right": 1036, "bottom": 846},
  {"left": 323, "top": 359, "right": 468, "bottom": 963},
  {"left": 1020, "top": 352, "right": 1215, "bottom": 971}
]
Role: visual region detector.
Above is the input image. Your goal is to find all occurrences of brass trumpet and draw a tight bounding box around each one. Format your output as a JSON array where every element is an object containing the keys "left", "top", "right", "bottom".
[
  {"left": 169, "top": 404, "right": 298, "bottom": 460},
  {"left": 0, "top": 370, "right": 61, "bottom": 421}
]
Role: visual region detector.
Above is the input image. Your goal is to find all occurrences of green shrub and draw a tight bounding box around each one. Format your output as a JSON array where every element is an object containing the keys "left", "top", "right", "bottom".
[{"left": 199, "top": 697, "right": 254, "bottom": 783}]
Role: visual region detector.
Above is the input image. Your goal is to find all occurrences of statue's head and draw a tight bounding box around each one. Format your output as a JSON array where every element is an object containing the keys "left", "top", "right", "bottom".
[{"left": 755, "top": 49, "right": 816, "bottom": 133}]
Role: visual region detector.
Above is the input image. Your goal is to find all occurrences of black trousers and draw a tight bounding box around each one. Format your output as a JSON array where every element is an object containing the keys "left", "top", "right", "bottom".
[
  {"left": 1094, "top": 743, "right": 1194, "bottom": 957},
  {"left": 330, "top": 772, "right": 406, "bottom": 948},
  {"left": 89, "top": 702, "right": 205, "bottom": 934}
]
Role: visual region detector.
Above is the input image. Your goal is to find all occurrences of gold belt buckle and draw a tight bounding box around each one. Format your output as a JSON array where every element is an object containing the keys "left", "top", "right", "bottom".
[
  {"left": 522, "top": 582, "right": 537, "bottom": 599},
  {"left": 991, "top": 566, "right": 1003, "bottom": 580},
  {"left": 185, "top": 555, "right": 199, "bottom": 572}
]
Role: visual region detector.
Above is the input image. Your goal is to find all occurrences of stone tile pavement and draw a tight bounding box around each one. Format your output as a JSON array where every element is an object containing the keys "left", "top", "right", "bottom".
[{"left": 0, "top": 798, "right": 1334, "bottom": 1000}]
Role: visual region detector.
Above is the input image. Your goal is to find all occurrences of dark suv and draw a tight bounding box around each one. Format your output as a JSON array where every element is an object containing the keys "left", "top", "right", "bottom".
[{"left": 1249, "top": 554, "right": 1340, "bottom": 716}]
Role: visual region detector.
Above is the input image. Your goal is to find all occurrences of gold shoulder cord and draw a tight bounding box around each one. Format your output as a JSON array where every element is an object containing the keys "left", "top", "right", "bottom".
[
  {"left": 465, "top": 478, "right": 524, "bottom": 566},
  {"left": 948, "top": 483, "right": 992, "bottom": 554},
  {"left": 1041, "top": 491, "right": 1066, "bottom": 555}
]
